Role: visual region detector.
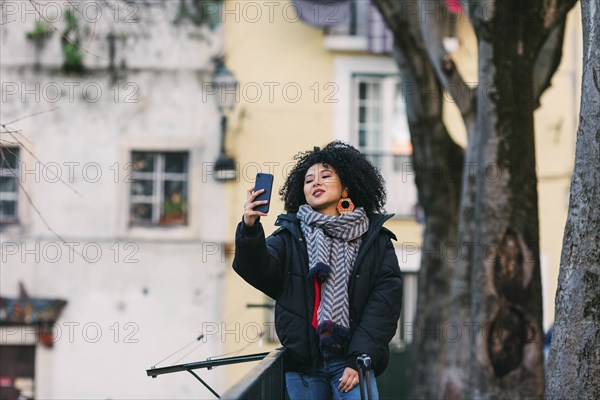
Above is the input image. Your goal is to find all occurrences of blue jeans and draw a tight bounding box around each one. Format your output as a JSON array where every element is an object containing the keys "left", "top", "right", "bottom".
[{"left": 285, "top": 357, "right": 379, "bottom": 400}]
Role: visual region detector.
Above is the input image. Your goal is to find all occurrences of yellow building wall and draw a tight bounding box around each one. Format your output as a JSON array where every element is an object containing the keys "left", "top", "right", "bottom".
[
  {"left": 535, "top": 4, "right": 581, "bottom": 330},
  {"left": 221, "top": 0, "right": 336, "bottom": 390}
]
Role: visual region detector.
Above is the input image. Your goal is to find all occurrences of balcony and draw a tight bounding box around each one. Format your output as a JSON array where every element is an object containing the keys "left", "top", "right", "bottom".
[{"left": 323, "top": 0, "right": 393, "bottom": 54}]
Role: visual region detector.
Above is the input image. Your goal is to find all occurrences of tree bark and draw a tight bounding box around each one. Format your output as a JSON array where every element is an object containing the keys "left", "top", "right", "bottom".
[
  {"left": 372, "top": 2, "right": 464, "bottom": 399},
  {"left": 469, "top": 27, "right": 544, "bottom": 400},
  {"left": 545, "top": 1, "right": 600, "bottom": 398},
  {"left": 408, "top": 108, "right": 463, "bottom": 400},
  {"left": 442, "top": 1, "right": 562, "bottom": 398}
]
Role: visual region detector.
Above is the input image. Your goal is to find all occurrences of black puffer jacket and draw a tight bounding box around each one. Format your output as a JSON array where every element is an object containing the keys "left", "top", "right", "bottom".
[{"left": 233, "top": 212, "right": 403, "bottom": 376}]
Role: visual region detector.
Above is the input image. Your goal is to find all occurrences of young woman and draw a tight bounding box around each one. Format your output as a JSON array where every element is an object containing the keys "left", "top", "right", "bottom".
[{"left": 233, "top": 141, "right": 403, "bottom": 399}]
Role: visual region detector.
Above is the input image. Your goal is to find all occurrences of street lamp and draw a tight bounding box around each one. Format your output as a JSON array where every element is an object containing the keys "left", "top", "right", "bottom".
[{"left": 213, "top": 59, "right": 239, "bottom": 182}]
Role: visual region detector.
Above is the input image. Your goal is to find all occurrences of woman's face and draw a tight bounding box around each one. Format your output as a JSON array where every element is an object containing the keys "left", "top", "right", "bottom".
[{"left": 303, "top": 162, "right": 345, "bottom": 216}]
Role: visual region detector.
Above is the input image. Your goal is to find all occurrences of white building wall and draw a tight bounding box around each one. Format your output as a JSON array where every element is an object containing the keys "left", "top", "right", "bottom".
[{"left": 1, "top": 1, "right": 229, "bottom": 398}]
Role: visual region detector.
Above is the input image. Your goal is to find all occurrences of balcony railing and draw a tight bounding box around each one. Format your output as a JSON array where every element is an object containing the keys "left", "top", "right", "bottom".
[
  {"left": 324, "top": 0, "right": 393, "bottom": 54},
  {"left": 222, "top": 348, "right": 287, "bottom": 400}
]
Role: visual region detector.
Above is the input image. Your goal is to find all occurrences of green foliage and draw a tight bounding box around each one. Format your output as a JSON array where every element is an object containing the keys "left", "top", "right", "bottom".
[
  {"left": 63, "top": 42, "right": 85, "bottom": 73},
  {"left": 65, "top": 9, "right": 78, "bottom": 31},
  {"left": 174, "top": 0, "right": 223, "bottom": 30},
  {"left": 161, "top": 194, "right": 187, "bottom": 225},
  {"left": 62, "top": 9, "right": 85, "bottom": 73},
  {"left": 26, "top": 21, "right": 52, "bottom": 41},
  {"left": 163, "top": 200, "right": 187, "bottom": 216}
]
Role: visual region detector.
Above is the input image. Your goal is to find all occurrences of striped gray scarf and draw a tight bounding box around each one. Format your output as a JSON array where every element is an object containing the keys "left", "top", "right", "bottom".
[{"left": 297, "top": 204, "right": 369, "bottom": 351}]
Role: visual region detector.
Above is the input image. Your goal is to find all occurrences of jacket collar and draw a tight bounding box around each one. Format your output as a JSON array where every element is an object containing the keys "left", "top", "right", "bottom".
[{"left": 274, "top": 211, "right": 396, "bottom": 243}]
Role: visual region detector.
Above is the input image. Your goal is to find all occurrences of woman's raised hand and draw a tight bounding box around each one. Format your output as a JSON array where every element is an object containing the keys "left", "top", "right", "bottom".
[{"left": 243, "top": 186, "right": 269, "bottom": 227}]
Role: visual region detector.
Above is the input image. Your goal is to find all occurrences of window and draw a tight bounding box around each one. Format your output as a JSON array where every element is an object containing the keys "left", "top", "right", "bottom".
[
  {"left": 129, "top": 151, "right": 189, "bottom": 226},
  {"left": 0, "top": 147, "right": 19, "bottom": 224},
  {"left": 352, "top": 74, "right": 417, "bottom": 217}
]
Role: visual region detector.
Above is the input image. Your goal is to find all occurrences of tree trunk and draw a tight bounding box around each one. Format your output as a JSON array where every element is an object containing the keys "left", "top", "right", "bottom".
[
  {"left": 409, "top": 113, "right": 463, "bottom": 400},
  {"left": 443, "top": 2, "right": 548, "bottom": 398},
  {"left": 546, "top": 0, "right": 600, "bottom": 398},
  {"left": 439, "top": 109, "right": 479, "bottom": 400},
  {"left": 469, "top": 41, "right": 544, "bottom": 400},
  {"left": 374, "top": 2, "right": 464, "bottom": 396}
]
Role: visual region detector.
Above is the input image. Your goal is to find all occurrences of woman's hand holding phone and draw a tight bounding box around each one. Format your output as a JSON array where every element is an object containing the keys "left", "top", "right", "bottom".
[{"left": 243, "top": 186, "right": 269, "bottom": 227}]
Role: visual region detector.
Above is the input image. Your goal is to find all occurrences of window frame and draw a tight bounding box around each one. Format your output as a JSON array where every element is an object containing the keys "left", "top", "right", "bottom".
[
  {"left": 117, "top": 138, "right": 213, "bottom": 242},
  {"left": 0, "top": 146, "right": 20, "bottom": 225},
  {"left": 351, "top": 73, "right": 417, "bottom": 218},
  {"left": 129, "top": 151, "right": 190, "bottom": 227}
]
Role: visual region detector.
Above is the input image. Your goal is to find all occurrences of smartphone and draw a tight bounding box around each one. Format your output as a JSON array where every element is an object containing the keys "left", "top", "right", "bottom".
[{"left": 254, "top": 173, "right": 274, "bottom": 214}]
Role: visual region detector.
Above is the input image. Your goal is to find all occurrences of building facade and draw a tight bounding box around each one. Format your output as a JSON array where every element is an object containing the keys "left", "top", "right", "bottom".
[{"left": 1, "top": 1, "right": 230, "bottom": 398}]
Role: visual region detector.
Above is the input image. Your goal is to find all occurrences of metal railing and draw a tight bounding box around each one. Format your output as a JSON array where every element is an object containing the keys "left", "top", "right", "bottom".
[
  {"left": 146, "top": 304, "right": 283, "bottom": 398},
  {"left": 324, "top": 0, "right": 394, "bottom": 54},
  {"left": 222, "top": 348, "right": 287, "bottom": 400},
  {"left": 146, "top": 351, "right": 271, "bottom": 398}
]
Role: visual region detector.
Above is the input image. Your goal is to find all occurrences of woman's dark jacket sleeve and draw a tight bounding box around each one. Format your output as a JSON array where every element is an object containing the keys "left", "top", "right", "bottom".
[
  {"left": 345, "top": 237, "right": 403, "bottom": 372},
  {"left": 232, "top": 217, "right": 285, "bottom": 300}
]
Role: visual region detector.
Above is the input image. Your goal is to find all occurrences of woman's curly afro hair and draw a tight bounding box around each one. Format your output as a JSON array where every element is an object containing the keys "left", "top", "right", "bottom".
[{"left": 279, "top": 141, "right": 387, "bottom": 214}]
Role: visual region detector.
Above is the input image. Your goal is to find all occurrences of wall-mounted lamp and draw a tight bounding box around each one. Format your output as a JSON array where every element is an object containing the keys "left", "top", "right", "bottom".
[{"left": 213, "top": 59, "right": 239, "bottom": 182}]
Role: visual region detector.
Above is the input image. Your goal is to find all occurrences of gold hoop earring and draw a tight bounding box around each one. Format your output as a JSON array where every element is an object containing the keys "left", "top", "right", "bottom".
[{"left": 337, "top": 191, "right": 355, "bottom": 214}]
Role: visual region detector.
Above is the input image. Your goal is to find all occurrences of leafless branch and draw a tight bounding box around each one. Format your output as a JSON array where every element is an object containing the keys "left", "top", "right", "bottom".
[
  {"left": 2, "top": 107, "right": 60, "bottom": 126},
  {"left": 27, "top": 0, "right": 108, "bottom": 62},
  {"left": 542, "top": 0, "right": 578, "bottom": 32},
  {"left": 0, "top": 145, "right": 92, "bottom": 264},
  {"left": 5, "top": 130, "right": 84, "bottom": 198},
  {"left": 533, "top": 16, "right": 568, "bottom": 108},
  {"left": 373, "top": 0, "right": 439, "bottom": 116},
  {"left": 0, "top": 130, "right": 23, "bottom": 136},
  {"left": 1, "top": 108, "right": 83, "bottom": 198},
  {"left": 418, "top": 0, "right": 476, "bottom": 136}
]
